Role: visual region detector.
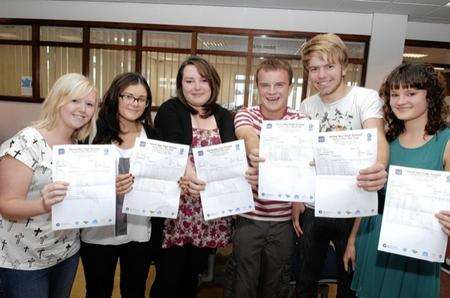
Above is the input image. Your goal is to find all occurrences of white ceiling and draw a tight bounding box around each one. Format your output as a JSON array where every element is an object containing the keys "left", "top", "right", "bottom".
[{"left": 52, "top": 0, "right": 450, "bottom": 24}]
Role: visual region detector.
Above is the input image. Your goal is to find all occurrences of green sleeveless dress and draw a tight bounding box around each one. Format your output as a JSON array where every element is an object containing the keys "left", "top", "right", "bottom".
[{"left": 351, "top": 128, "right": 450, "bottom": 298}]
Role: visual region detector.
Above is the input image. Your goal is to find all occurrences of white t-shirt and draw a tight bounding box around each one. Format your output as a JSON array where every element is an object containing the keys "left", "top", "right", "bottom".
[
  {"left": 300, "top": 86, "right": 383, "bottom": 132},
  {"left": 0, "top": 127, "right": 79, "bottom": 270},
  {"left": 300, "top": 86, "right": 383, "bottom": 208},
  {"left": 81, "top": 130, "right": 152, "bottom": 245}
]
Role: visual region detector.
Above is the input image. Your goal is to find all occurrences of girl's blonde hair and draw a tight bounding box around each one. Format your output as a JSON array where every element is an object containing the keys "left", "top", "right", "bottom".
[{"left": 35, "top": 73, "right": 98, "bottom": 142}]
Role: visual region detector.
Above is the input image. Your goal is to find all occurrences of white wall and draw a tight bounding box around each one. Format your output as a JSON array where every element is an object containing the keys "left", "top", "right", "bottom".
[
  {"left": 365, "top": 14, "right": 408, "bottom": 91},
  {"left": 0, "top": 101, "right": 41, "bottom": 142},
  {"left": 407, "top": 21, "right": 450, "bottom": 42},
  {"left": 1, "top": 1, "right": 373, "bottom": 35},
  {"left": 0, "top": 1, "right": 449, "bottom": 141}
]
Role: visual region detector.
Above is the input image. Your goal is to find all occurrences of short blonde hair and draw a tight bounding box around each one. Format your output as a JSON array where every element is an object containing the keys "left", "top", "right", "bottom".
[
  {"left": 35, "top": 73, "right": 98, "bottom": 142},
  {"left": 301, "top": 33, "right": 348, "bottom": 72}
]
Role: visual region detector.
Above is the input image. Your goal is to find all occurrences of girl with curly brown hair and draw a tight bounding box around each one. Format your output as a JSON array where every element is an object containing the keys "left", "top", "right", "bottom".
[{"left": 349, "top": 62, "right": 450, "bottom": 298}]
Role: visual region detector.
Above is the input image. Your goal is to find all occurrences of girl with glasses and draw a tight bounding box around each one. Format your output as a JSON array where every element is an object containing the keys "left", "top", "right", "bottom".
[{"left": 80, "top": 72, "right": 158, "bottom": 298}]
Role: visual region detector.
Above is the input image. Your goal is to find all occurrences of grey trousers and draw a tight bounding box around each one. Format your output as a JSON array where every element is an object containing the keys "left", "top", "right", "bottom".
[{"left": 225, "top": 217, "right": 295, "bottom": 298}]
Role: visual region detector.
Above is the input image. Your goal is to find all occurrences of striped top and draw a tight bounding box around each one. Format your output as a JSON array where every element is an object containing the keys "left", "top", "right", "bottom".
[{"left": 234, "top": 105, "right": 307, "bottom": 221}]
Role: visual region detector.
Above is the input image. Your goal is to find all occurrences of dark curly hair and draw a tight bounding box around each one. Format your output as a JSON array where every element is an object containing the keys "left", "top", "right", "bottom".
[
  {"left": 93, "top": 72, "right": 153, "bottom": 145},
  {"left": 381, "top": 62, "right": 448, "bottom": 142}
]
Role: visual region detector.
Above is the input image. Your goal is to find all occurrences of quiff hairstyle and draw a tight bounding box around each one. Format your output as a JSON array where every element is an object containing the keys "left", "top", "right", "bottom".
[
  {"left": 176, "top": 56, "right": 221, "bottom": 118},
  {"left": 35, "top": 73, "right": 98, "bottom": 142},
  {"left": 255, "top": 57, "right": 293, "bottom": 86},
  {"left": 301, "top": 33, "right": 349, "bottom": 72}
]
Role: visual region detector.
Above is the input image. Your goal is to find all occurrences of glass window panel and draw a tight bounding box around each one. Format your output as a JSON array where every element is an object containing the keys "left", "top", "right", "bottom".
[
  {"left": 143, "top": 31, "right": 191, "bottom": 49},
  {"left": 40, "top": 26, "right": 83, "bottom": 43},
  {"left": 305, "top": 63, "right": 363, "bottom": 98},
  {"left": 141, "top": 51, "right": 188, "bottom": 107},
  {"left": 0, "top": 25, "right": 31, "bottom": 41},
  {"left": 90, "top": 49, "right": 136, "bottom": 98},
  {"left": 40, "top": 46, "right": 82, "bottom": 98},
  {"left": 249, "top": 58, "right": 304, "bottom": 110},
  {"left": 403, "top": 46, "right": 450, "bottom": 65},
  {"left": 345, "top": 41, "right": 366, "bottom": 59},
  {"left": 197, "top": 34, "right": 248, "bottom": 52},
  {"left": 90, "top": 28, "right": 136, "bottom": 45},
  {"left": 0, "top": 45, "right": 32, "bottom": 96},
  {"left": 253, "top": 36, "right": 306, "bottom": 56},
  {"left": 199, "top": 55, "right": 247, "bottom": 110}
]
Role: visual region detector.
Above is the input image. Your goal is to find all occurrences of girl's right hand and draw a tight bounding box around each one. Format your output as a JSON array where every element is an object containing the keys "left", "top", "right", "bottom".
[
  {"left": 116, "top": 173, "right": 134, "bottom": 197},
  {"left": 40, "top": 181, "right": 69, "bottom": 212}
]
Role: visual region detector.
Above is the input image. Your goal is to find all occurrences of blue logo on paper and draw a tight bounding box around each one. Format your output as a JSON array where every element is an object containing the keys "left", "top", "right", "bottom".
[
  {"left": 367, "top": 133, "right": 372, "bottom": 141},
  {"left": 309, "top": 124, "right": 314, "bottom": 131},
  {"left": 21, "top": 77, "right": 32, "bottom": 88},
  {"left": 179, "top": 148, "right": 184, "bottom": 155},
  {"left": 236, "top": 143, "right": 240, "bottom": 150},
  {"left": 58, "top": 148, "right": 65, "bottom": 155},
  {"left": 318, "top": 136, "right": 325, "bottom": 143},
  {"left": 395, "top": 169, "right": 402, "bottom": 175},
  {"left": 446, "top": 176, "right": 450, "bottom": 182},
  {"left": 266, "top": 123, "right": 272, "bottom": 129},
  {"left": 140, "top": 141, "right": 146, "bottom": 147},
  {"left": 198, "top": 150, "right": 204, "bottom": 156},
  {"left": 104, "top": 148, "right": 109, "bottom": 155}
]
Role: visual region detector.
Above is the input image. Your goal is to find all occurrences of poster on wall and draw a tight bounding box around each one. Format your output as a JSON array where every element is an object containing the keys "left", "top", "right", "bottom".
[{"left": 21, "top": 76, "right": 32, "bottom": 96}]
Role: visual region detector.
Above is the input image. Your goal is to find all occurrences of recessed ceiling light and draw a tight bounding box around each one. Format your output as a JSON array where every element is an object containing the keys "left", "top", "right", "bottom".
[
  {"left": 446, "top": 2, "right": 450, "bottom": 7},
  {"left": 403, "top": 53, "right": 428, "bottom": 58}
]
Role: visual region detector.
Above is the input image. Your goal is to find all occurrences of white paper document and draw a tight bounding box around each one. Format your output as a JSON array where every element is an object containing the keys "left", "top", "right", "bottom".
[
  {"left": 123, "top": 139, "right": 189, "bottom": 219},
  {"left": 259, "top": 119, "right": 319, "bottom": 203},
  {"left": 52, "top": 145, "right": 116, "bottom": 230},
  {"left": 378, "top": 166, "right": 450, "bottom": 263},
  {"left": 314, "top": 128, "right": 378, "bottom": 218},
  {"left": 193, "top": 140, "right": 255, "bottom": 221}
]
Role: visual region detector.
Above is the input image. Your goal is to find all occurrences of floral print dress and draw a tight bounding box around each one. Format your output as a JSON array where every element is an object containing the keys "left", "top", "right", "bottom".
[{"left": 162, "top": 128, "right": 231, "bottom": 249}]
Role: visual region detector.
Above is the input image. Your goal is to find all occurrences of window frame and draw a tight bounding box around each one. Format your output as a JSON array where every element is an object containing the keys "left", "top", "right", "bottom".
[{"left": 0, "top": 18, "right": 370, "bottom": 110}]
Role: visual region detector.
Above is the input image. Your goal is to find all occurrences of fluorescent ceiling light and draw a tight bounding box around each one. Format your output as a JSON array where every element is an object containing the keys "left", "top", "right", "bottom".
[
  {"left": 403, "top": 53, "right": 428, "bottom": 58},
  {"left": 446, "top": 2, "right": 450, "bottom": 7},
  {"left": 434, "top": 67, "right": 445, "bottom": 71}
]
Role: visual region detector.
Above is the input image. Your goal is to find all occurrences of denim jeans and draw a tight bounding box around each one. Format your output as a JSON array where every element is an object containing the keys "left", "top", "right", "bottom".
[{"left": 0, "top": 252, "right": 79, "bottom": 298}]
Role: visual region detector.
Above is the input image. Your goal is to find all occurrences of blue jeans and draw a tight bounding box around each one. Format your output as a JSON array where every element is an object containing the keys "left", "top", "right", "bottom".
[{"left": 0, "top": 252, "right": 79, "bottom": 298}]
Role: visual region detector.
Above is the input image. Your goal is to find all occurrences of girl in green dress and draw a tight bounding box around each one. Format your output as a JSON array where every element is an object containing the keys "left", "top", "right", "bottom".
[{"left": 346, "top": 62, "right": 450, "bottom": 298}]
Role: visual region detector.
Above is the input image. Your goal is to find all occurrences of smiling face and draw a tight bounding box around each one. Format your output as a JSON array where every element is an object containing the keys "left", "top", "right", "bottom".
[
  {"left": 307, "top": 53, "right": 347, "bottom": 102},
  {"left": 58, "top": 90, "right": 96, "bottom": 131},
  {"left": 257, "top": 68, "right": 292, "bottom": 120},
  {"left": 118, "top": 84, "right": 148, "bottom": 123},
  {"left": 181, "top": 64, "right": 212, "bottom": 111},
  {"left": 390, "top": 86, "right": 428, "bottom": 124}
]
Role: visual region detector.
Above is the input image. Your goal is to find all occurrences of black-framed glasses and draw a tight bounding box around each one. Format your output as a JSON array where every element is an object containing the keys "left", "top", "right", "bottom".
[{"left": 119, "top": 93, "right": 149, "bottom": 107}]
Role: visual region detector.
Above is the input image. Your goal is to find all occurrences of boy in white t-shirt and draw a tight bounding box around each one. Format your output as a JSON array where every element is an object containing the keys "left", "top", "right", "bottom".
[{"left": 293, "top": 33, "right": 389, "bottom": 297}]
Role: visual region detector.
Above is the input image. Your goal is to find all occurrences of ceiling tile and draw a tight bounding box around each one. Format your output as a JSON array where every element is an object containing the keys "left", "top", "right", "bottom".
[
  {"left": 392, "top": 0, "right": 448, "bottom": 5},
  {"left": 425, "top": 5, "right": 450, "bottom": 17},
  {"left": 241, "top": 0, "right": 343, "bottom": 10},
  {"left": 383, "top": 3, "right": 441, "bottom": 16},
  {"left": 337, "top": 0, "right": 391, "bottom": 13},
  {"left": 409, "top": 16, "right": 450, "bottom": 23}
]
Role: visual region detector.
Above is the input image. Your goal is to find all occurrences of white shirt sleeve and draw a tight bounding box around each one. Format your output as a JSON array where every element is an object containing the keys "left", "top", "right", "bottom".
[{"left": 358, "top": 88, "right": 383, "bottom": 123}]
